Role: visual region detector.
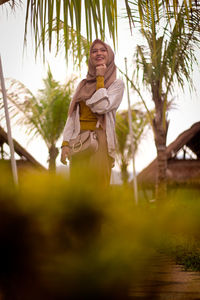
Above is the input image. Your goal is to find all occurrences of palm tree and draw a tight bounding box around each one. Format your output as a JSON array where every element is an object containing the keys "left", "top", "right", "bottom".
[
  {"left": 116, "top": 107, "right": 150, "bottom": 184},
  {"left": 0, "top": 67, "right": 75, "bottom": 170},
  {"left": 123, "top": 1, "right": 200, "bottom": 200}
]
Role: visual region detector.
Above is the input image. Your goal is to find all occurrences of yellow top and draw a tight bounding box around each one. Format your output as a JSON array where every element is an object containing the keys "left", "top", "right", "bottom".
[
  {"left": 96, "top": 75, "right": 105, "bottom": 89},
  {"left": 80, "top": 76, "right": 104, "bottom": 131},
  {"left": 61, "top": 76, "right": 105, "bottom": 147}
]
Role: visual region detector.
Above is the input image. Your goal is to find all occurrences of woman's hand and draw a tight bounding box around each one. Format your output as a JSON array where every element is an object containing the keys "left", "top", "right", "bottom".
[
  {"left": 96, "top": 64, "right": 107, "bottom": 77},
  {"left": 61, "top": 146, "right": 70, "bottom": 165}
]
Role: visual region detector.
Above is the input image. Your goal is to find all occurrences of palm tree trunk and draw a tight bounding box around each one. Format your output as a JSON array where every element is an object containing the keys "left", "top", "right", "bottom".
[
  {"left": 121, "top": 161, "right": 129, "bottom": 184},
  {"left": 152, "top": 87, "right": 168, "bottom": 202},
  {"left": 154, "top": 124, "right": 167, "bottom": 202},
  {"left": 48, "top": 144, "right": 59, "bottom": 171}
]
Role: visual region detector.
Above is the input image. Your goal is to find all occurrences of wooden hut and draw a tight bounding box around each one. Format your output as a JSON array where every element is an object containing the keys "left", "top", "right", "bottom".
[
  {"left": 0, "top": 126, "right": 46, "bottom": 172},
  {"left": 137, "top": 122, "right": 200, "bottom": 190}
]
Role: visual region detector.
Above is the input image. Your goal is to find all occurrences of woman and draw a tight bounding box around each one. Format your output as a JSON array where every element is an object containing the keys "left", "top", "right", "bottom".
[{"left": 61, "top": 39, "right": 124, "bottom": 185}]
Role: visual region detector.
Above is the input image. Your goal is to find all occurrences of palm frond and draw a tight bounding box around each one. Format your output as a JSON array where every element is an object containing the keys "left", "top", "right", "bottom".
[
  {"left": 51, "top": 19, "right": 90, "bottom": 66},
  {"left": 116, "top": 106, "right": 151, "bottom": 173},
  {"left": 117, "top": 65, "right": 154, "bottom": 127},
  {"left": 126, "top": 0, "right": 199, "bottom": 29},
  {"left": 24, "top": 0, "right": 118, "bottom": 62},
  {"left": 162, "top": 5, "right": 200, "bottom": 95}
]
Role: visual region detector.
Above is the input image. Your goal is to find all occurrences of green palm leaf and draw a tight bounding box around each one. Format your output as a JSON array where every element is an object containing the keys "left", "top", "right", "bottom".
[{"left": 116, "top": 106, "right": 150, "bottom": 183}]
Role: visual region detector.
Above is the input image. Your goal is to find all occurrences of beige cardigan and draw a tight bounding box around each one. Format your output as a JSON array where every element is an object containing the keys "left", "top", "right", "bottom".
[{"left": 62, "top": 78, "right": 125, "bottom": 160}]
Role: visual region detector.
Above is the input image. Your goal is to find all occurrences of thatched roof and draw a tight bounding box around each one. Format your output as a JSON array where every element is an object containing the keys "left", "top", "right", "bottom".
[
  {"left": 137, "top": 122, "right": 200, "bottom": 186},
  {"left": 0, "top": 0, "right": 15, "bottom": 6},
  {"left": 0, "top": 0, "right": 10, "bottom": 4},
  {"left": 0, "top": 126, "right": 46, "bottom": 170}
]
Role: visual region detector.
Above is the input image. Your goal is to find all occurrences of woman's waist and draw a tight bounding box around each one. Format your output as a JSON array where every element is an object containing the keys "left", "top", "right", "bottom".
[{"left": 80, "top": 120, "right": 103, "bottom": 131}]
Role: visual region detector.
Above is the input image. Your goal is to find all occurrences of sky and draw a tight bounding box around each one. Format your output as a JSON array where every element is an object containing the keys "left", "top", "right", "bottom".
[{"left": 0, "top": 1, "right": 200, "bottom": 175}]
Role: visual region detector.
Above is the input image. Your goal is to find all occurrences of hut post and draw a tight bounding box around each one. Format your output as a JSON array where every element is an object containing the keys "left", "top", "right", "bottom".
[
  {"left": 125, "top": 57, "right": 138, "bottom": 204},
  {"left": 0, "top": 55, "right": 18, "bottom": 184}
]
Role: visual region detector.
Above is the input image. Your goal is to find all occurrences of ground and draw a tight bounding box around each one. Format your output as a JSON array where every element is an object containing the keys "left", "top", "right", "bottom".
[{"left": 130, "top": 255, "right": 200, "bottom": 299}]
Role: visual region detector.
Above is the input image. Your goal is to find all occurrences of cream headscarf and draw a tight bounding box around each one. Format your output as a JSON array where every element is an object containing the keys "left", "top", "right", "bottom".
[{"left": 68, "top": 39, "right": 116, "bottom": 116}]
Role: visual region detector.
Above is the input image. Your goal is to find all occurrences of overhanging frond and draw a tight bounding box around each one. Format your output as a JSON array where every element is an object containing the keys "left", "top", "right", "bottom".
[{"left": 24, "top": 0, "right": 118, "bottom": 62}]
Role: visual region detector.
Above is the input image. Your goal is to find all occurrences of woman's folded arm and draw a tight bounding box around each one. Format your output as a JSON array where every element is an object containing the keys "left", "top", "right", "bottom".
[{"left": 86, "top": 79, "right": 125, "bottom": 114}]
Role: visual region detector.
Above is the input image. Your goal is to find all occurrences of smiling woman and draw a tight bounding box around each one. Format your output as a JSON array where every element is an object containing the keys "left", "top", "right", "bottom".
[
  {"left": 91, "top": 43, "right": 108, "bottom": 66},
  {"left": 61, "top": 39, "right": 125, "bottom": 186}
]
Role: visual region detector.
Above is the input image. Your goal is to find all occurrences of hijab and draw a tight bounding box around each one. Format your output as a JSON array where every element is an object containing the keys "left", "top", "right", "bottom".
[{"left": 68, "top": 39, "right": 116, "bottom": 116}]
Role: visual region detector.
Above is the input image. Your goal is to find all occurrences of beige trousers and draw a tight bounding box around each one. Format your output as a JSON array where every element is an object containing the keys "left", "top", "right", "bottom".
[{"left": 70, "top": 129, "right": 113, "bottom": 186}]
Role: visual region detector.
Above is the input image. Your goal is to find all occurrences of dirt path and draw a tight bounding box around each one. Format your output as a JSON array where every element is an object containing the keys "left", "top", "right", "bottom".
[{"left": 129, "top": 255, "right": 200, "bottom": 299}]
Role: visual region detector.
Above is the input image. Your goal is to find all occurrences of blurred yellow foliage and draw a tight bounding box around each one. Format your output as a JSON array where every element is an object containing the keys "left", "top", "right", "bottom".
[{"left": 0, "top": 166, "right": 200, "bottom": 299}]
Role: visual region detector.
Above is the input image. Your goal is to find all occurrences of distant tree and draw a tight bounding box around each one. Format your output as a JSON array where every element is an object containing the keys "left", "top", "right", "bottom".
[
  {"left": 0, "top": 67, "right": 75, "bottom": 170},
  {"left": 116, "top": 107, "right": 150, "bottom": 184}
]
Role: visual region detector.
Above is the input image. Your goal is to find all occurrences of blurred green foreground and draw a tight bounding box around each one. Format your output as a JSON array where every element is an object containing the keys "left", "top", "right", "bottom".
[{"left": 0, "top": 165, "right": 200, "bottom": 300}]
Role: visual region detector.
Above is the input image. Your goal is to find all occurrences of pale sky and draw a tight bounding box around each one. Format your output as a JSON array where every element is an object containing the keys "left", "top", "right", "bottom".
[{"left": 0, "top": 2, "right": 200, "bottom": 174}]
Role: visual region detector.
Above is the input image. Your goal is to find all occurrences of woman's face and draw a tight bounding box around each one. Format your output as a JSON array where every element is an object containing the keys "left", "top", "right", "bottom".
[{"left": 90, "top": 42, "right": 108, "bottom": 67}]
